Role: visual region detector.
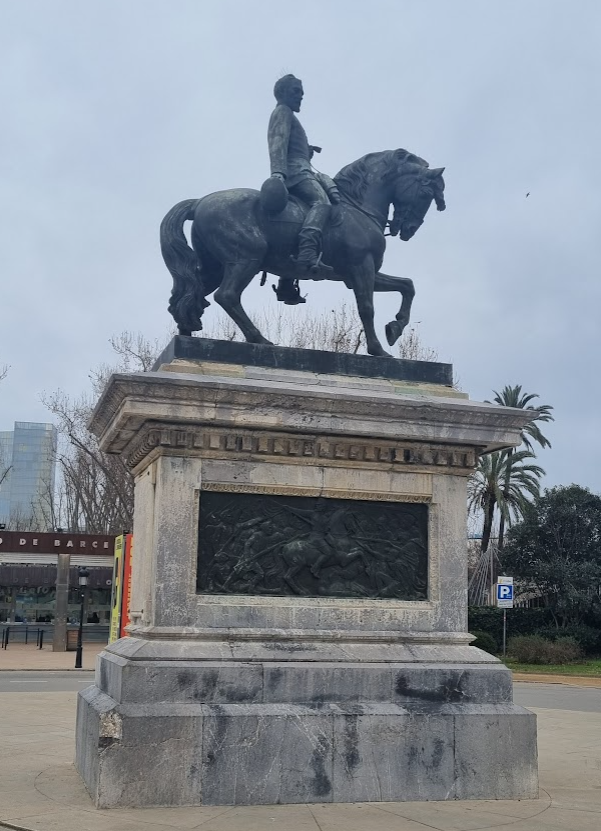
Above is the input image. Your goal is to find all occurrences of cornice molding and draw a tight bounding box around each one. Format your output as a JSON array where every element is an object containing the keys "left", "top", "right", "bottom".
[{"left": 124, "top": 422, "right": 479, "bottom": 473}]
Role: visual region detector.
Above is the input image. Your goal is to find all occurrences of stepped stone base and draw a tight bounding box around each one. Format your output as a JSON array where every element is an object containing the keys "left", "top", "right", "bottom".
[
  {"left": 75, "top": 339, "right": 538, "bottom": 807},
  {"left": 76, "top": 635, "right": 538, "bottom": 807}
]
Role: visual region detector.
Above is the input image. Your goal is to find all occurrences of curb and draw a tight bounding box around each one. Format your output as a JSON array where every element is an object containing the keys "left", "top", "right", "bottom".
[
  {"left": 513, "top": 672, "right": 601, "bottom": 687},
  {"left": 0, "top": 668, "right": 95, "bottom": 673}
]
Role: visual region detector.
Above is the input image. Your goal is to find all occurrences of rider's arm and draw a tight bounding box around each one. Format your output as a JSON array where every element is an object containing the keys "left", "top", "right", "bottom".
[{"left": 268, "top": 104, "right": 292, "bottom": 178}]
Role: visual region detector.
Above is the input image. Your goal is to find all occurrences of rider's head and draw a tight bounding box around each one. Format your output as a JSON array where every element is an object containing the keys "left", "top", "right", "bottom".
[{"left": 274, "top": 74, "right": 304, "bottom": 112}]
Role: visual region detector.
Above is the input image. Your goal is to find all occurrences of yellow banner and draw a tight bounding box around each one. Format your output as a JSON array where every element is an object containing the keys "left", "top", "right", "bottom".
[{"left": 109, "top": 535, "right": 124, "bottom": 643}]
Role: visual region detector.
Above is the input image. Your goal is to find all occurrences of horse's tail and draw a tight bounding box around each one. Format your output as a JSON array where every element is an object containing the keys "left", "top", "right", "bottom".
[{"left": 160, "top": 199, "right": 208, "bottom": 335}]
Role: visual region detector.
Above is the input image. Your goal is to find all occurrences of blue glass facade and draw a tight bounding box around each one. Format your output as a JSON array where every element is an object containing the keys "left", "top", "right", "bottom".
[{"left": 0, "top": 422, "right": 57, "bottom": 528}]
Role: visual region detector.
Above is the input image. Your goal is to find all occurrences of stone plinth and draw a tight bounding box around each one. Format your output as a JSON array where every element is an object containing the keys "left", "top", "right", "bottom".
[{"left": 75, "top": 337, "right": 538, "bottom": 807}]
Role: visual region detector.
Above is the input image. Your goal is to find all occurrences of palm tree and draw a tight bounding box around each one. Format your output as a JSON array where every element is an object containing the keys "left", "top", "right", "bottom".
[
  {"left": 490, "top": 385, "right": 554, "bottom": 549},
  {"left": 468, "top": 449, "right": 545, "bottom": 555},
  {"left": 468, "top": 449, "right": 544, "bottom": 604}
]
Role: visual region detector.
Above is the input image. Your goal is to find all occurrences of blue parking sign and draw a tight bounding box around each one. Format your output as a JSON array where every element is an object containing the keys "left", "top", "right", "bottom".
[{"left": 496, "top": 583, "right": 514, "bottom": 608}]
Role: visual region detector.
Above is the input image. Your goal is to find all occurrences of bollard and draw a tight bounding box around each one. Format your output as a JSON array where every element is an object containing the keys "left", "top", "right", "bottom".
[
  {"left": 39, "top": 630, "right": 44, "bottom": 649},
  {"left": 25, "top": 626, "right": 29, "bottom": 645},
  {"left": 1, "top": 628, "right": 4, "bottom": 649},
  {"left": 5, "top": 626, "right": 9, "bottom": 648}
]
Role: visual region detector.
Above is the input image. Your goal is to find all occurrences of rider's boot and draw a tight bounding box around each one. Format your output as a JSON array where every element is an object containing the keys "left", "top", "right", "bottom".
[
  {"left": 273, "top": 277, "right": 306, "bottom": 305},
  {"left": 290, "top": 204, "right": 334, "bottom": 277}
]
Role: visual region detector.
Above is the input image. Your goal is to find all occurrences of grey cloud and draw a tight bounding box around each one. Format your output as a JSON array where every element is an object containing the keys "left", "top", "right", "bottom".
[{"left": 0, "top": 0, "right": 599, "bottom": 488}]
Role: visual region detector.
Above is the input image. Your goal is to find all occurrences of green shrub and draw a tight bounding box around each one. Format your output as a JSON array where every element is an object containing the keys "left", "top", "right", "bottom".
[
  {"left": 507, "top": 634, "right": 583, "bottom": 664},
  {"left": 535, "top": 625, "right": 601, "bottom": 656},
  {"left": 468, "top": 607, "right": 553, "bottom": 645},
  {"left": 471, "top": 630, "right": 498, "bottom": 654},
  {"left": 551, "top": 637, "right": 585, "bottom": 664}
]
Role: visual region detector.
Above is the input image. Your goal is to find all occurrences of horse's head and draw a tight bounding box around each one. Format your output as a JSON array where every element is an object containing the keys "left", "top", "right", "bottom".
[{"left": 389, "top": 151, "right": 446, "bottom": 241}]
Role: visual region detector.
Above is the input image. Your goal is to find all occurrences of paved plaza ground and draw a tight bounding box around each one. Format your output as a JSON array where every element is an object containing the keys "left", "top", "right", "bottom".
[
  {"left": 0, "top": 672, "right": 600, "bottom": 831},
  {"left": 0, "top": 643, "right": 104, "bottom": 672}
]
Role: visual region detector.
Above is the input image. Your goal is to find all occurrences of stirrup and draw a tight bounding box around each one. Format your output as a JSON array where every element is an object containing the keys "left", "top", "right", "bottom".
[{"left": 272, "top": 281, "right": 307, "bottom": 305}]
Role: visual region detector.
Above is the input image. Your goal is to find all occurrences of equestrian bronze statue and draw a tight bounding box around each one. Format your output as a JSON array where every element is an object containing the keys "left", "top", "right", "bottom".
[{"left": 160, "top": 74, "right": 446, "bottom": 357}]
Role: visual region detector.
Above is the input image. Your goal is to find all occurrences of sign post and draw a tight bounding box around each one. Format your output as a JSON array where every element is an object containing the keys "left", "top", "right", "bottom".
[{"left": 496, "top": 576, "right": 514, "bottom": 657}]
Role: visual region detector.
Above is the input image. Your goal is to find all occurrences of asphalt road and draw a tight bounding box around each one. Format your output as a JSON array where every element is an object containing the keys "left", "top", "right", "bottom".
[
  {"left": 0, "top": 673, "right": 600, "bottom": 710},
  {"left": 513, "top": 680, "right": 601, "bottom": 713},
  {"left": 0, "top": 671, "right": 94, "bottom": 691}
]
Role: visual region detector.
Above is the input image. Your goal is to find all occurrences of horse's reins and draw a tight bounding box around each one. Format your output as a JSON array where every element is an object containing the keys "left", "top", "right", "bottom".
[
  {"left": 338, "top": 191, "right": 389, "bottom": 232},
  {"left": 337, "top": 174, "right": 424, "bottom": 237}
]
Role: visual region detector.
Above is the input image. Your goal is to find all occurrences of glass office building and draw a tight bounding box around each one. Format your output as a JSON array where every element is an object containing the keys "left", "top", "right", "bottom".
[{"left": 0, "top": 422, "right": 57, "bottom": 529}]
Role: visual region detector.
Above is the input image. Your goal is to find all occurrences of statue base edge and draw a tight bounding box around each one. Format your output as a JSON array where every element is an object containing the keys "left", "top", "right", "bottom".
[
  {"left": 152, "top": 335, "right": 454, "bottom": 386},
  {"left": 75, "top": 641, "right": 538, "bottom": 808}
]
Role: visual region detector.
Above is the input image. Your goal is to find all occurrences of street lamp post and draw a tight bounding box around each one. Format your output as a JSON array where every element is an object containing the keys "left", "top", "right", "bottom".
[{"left": 75, "top": 566, "right": 90, "bottom": 669}]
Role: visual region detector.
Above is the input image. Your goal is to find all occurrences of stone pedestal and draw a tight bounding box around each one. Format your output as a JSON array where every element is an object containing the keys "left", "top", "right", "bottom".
[{"left": 75, "top": 337, "right": 538, "bottom": 807}]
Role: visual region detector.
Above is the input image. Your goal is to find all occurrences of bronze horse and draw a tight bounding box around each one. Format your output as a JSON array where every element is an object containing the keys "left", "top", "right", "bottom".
[{"left": 160, "top": 149, "right": 445, "bottom": 357}]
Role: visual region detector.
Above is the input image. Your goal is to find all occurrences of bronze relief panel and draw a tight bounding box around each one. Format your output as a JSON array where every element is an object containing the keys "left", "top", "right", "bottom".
[{"left": 197, "top": 491, "right": 428, "bottom": 600}]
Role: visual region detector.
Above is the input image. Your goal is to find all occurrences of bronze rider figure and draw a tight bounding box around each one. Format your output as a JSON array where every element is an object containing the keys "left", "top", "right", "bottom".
[{"left": 268, "top": 74, "right": 340, "bottom": 305}]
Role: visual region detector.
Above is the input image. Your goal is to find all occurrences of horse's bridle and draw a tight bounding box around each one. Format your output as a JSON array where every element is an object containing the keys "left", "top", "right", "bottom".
[
  {"left": 339, "top": 192, "right": 388, "bottom": 232},
  {"left": 387, "top": 174, "right": 444, "bottom": 236}
]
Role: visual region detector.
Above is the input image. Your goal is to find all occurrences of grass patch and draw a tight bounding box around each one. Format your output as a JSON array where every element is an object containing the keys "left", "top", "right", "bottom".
[{"left": 505, "top": 659, "right": 601, "bottom": 676}]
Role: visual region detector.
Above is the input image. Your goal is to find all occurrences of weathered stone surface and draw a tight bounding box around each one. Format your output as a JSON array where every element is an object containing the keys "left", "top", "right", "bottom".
[
  {"left": 90, "top": 369, "right": 532, "bottom": 461},
  {"left": 76, "top": 355, "right": 538, "bottom": 807},
  {"left": 453, "top": 705, "right": 539, "bottom": 799},
  {"left": 201, "top": 702, "right": 335, "bottom": 805},
  {"left": 332, "top": 708, "right": 455, "bottom": 803},
  {"left": 76, "top": 671, "right": 537, "bottom": 807}
]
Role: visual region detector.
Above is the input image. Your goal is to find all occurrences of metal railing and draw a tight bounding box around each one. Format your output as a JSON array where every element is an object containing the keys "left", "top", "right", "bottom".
[{"left": 0, "top": 623, "right": 109, "bottom": 648}]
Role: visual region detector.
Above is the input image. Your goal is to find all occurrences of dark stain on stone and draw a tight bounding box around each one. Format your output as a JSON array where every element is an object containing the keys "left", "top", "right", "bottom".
[
  {"left": 431, "top": 738, "right": 445, "bottom": 769},
  {"left": 310, "top": 735, "right": 332, "bottom": 797},
  {"left": 266, "top": 667, "right": 284, "bottom": 692},
  {"left": 204, "top": 704, "right": 228, "bottom": 758},
  {"left": 177, "top": 670, "right": 195, "bottom": 688},
  {"left": 395, "top": 672, "right": 467, "bottom": 703},
  {"left": 407, "top": 739, "right": 447, "bottom": 772},
  {"left": 178, "top": 669, "right": 219, "bottom": 702},
  {"left": 342, "top": 715, "right": 360, "bottom": 773},
  {"left": 310, "top": 692, "right": 339, "bottom": 704},
  {"left": 223, "top": 684, "right": 257, "bottom": 703},
  {"left": 99, "top": 661, "right": 108, "bottom": 692},
  {"left": 98, "top": 736, "right": 118, "bottom": 749}
]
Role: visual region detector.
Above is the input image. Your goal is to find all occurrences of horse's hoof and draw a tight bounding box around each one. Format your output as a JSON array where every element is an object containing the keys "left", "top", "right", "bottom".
[
  {"left": 368, "top": 345, "right": 392, "bottom": 358},
  {"left": 247, "top": 336, "right": 273, "bottom": 346},
  {"left": 385, "top": 321, "right": 402, "bottom": 346}
]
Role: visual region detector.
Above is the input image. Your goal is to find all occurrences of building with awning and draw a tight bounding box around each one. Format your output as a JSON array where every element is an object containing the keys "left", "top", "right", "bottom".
[{"left": 0, "top": 530, "right": 115, "bottom": 623}]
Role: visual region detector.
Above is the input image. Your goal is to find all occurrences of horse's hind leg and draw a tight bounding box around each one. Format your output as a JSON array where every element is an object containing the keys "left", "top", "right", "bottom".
[
  {"left": 374, "top": 272, "right": 415, "bottom": 346},
  {"left": 214, "top": 260, "right": 272, "bottom": 345}
]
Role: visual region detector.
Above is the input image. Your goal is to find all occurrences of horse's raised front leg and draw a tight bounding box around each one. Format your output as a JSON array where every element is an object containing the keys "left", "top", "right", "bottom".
[
  {"left": 349, "top": 257, "right": 391, "bottom": 357},
  {"left": 213, "top": 260, "right": 272, "bottom": 345},
  {"left": 374, "top": 271, "right": 415, "bottom": 347}
]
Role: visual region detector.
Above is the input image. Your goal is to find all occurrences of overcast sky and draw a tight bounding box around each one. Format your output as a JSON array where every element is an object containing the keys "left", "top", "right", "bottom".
[{"left": 1, "top": 0, "right": 599, "bottom": 490}]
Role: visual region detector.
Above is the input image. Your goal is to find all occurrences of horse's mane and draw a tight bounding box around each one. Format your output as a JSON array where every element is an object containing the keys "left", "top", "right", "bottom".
[{"left": 334, "top": 149, "right": 429, "bottom": 201}]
